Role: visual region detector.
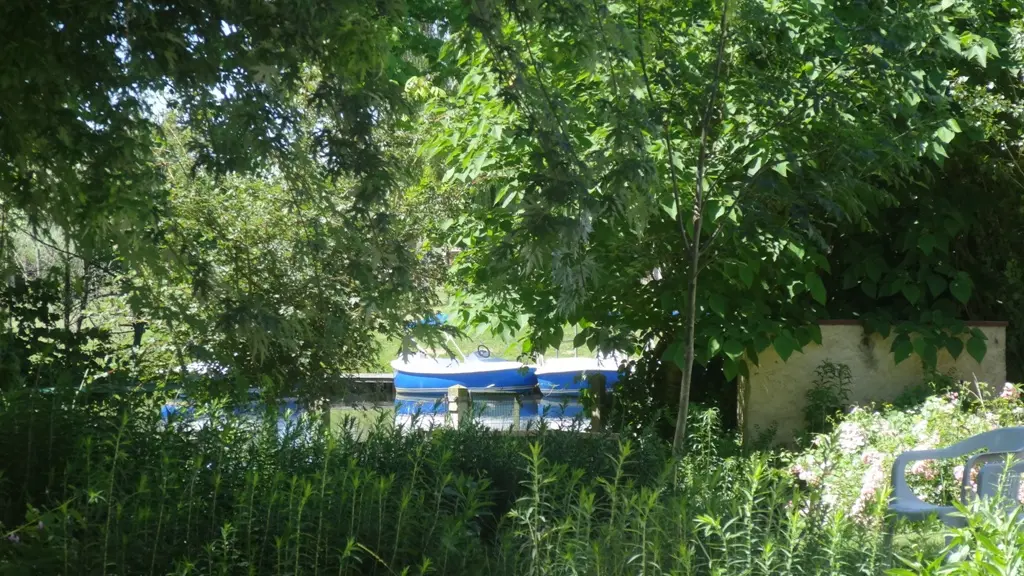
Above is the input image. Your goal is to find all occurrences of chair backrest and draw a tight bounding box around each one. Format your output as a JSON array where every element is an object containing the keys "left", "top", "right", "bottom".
[
  {"left": 976, "top": 455, "right": 1024, "bottom": 515},
  {"left": 946, "top": 427, "right": 1024, "bottom": 456}
]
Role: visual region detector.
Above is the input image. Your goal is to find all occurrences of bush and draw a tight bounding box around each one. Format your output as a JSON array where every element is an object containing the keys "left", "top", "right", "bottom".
[
  {"left": 6, "top": 383, "right": 1023, "bottom": 575},
  {"left": 0, "top": 390, "right": 903, "bottom": 575},
  {"left": 788, "top": 381, "right": 1024, "bottom": 525}
]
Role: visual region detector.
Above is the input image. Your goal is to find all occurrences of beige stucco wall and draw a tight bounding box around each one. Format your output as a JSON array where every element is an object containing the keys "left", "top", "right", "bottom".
[{"left": 740, "top": 322, "right": 1007, "bottom": 446}]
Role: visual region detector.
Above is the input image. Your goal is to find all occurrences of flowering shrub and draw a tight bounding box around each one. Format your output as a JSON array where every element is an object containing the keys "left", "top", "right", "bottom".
[{"left": 788, "top": 381, "right": 1024, "bottom": 523}]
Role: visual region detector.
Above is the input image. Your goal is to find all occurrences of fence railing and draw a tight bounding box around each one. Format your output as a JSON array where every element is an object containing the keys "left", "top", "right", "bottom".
[{"left": 446, "top": 377, "right": 606, "bottom": 433}]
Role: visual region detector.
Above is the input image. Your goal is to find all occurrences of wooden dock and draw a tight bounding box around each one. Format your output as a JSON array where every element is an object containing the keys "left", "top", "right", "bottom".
[{"left": 348, "top": 373, "right": 393, "bottom": 384}]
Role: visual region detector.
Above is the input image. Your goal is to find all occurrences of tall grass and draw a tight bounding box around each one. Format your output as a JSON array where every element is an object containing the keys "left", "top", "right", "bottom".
[{"left": 0, "top": 390, "right": 921, "bottom": 575}]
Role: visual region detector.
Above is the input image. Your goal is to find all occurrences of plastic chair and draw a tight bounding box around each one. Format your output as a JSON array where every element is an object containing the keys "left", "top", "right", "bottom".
[
  {"left": 972, "top": 452, "right": 1024, "bottom": 517},
  {"left": 886, "top": 426, "right": 1024, "bottom": 552}
]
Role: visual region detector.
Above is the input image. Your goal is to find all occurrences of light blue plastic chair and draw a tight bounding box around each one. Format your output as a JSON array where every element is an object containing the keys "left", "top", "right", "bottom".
[{"left": 886, "top": 426, "right": 1024, "bottom": 558}]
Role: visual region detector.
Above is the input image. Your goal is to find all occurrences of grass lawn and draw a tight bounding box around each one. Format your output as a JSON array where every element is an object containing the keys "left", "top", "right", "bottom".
[
  {"left": 372, "top": 324, "right": 592, "bottom": 372},
  {"left": 329, "top": 404, "right": 395, "bottom": 436}
]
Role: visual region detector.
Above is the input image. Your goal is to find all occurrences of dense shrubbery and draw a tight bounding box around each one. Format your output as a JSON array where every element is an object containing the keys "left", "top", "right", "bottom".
[
  {"left": 790, "top": 381, "right": 1024, "bottom": 523},
  {"left": 5, "top": 383, "right": 1024, "bottom": 575}
]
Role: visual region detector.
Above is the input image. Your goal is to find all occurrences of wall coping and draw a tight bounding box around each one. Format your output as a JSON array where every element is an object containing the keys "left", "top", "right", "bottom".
[{"left": 817, "top": 319, "right": 1008, "bottom": 328}]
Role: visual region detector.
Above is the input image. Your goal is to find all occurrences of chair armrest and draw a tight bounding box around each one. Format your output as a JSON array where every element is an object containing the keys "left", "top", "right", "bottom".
[{"left": 891, "top": 449, "right": 956, "bottom": 503}]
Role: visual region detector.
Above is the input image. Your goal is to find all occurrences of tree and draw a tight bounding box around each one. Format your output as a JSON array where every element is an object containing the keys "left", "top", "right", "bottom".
[
  {"left": 118, "top": 115, "right": 446, "bottom": 398},
  {"left": 426, "top": 0, "right": 1013, "bottom": 452},
  {"left": 0, "top": 0, "right": 450, "bottom": 393}
]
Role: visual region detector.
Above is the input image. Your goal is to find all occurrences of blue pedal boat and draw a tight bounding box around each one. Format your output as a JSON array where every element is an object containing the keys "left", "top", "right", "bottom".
[
  {"left": 391, "top": 350, "right": 537, "bottom": 395},
  {"left": 535, "top": 357, "right": 620, "bottom": 397}
]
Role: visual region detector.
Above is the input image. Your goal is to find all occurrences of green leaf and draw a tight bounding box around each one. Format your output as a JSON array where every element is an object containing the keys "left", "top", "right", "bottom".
[
  {"left": 913, "top": 334, "right": 937, "bottom": 364},
  {"left": 804, "top": 272, "right": 826, "bottom": 304},
  {"left": 807, "top": 323, "right": 823, "bottom": 345},
  {"left": 967, "top": 44, "right": 987, "bottom": 68},
  {"left": 891, "top": 334, "right": 913, "bottom": 365},
  {"left": 754, "top": 333, "right": 771, "bottom": 353},
  {"left": 746, "top": 155, "right": 763, "bottom": 176},
  {"left": 772, "top": 161, "right": 789, "bottom": 177},
  {"left": 521, "top": 337, "right": 533, "bottom": 354},
  {"left": 723, "top": 356, "right": 738, "bottom": 381},
  {"left": 708, "top": 293, "right": 726, "bottom": 317},
  {"left": 707, "top": 336, "right": 721, "bottom": 358},
  {"left": 950, "top": 272, "right": 972, "bottom": 303},
  {"left": 935, "top": 126, "right": 956, "bottom": 144},
  {"left": 917, "top": 234, "right": 937, "bottom": 255},
  {"left": 926, "top": 274, "right": 947, "bottom": 297},
  {"left": 660, "top": 198, "right": 678, "bottom": 220},
  {"left": 738, "top": 265, "right": 754, "bottom": 288},
  {"left": 966, "top": 336, "right": 987, "bottom": 363},
  {"left": 865, "top": 257, "right": 884, "bottom": 282},
  {"left": 723, "top": 339, "right": 744, "bottom": 359},
  {"left": 861, "top": 280, "right": 877, "bottom": 299},
  {"left": 704, "top": 200, "right": 726, "bottom": 223},
  {"left": 842, "top": 267, "right": 858, "bottom": 290},
  {"left": 946, "top": 336, "right": 963, "bottom": 360},
  {"left": 573, "top": 330, "right": 588, "bottom": 349},
  {"left": 745, "top": 344, "right": 760, "bottom": 366},
  {"left": 921, "top": 341, "right": 938, "bottom": 368},
  {"left": 940, "top": 31, "right": 962, "bottom": 54},
  {"left": 773, "top": 332, "right": 799, "bottom": 362},
  {"left": 663, "top": 339, "right": 686, "bottom": 369},
  {"left": 901, "top": 283, "right": 922, "bottom": 305}
]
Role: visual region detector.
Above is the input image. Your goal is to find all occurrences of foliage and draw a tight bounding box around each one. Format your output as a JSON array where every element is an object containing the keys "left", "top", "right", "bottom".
[
  {"left": 803, "top": 360, "right": 853, "bottom": 436},
  {"left": 0, "top": 390, "right": 906, "bottom": 576},
  {"left": 0, "top": 0, "right": 453, "bottom": 396},
  {"left": 9, "top": 385, "right": 1024, "bottom": 573},
  {"left": 823, "top": 7, "right": 1024, "bottom": 378},
  {"left": 789, "top": 380, "right": 1024, "bottom": 524},
  {"left": 1, "top": 0, "right": 441, "bottom": 261},
  {"left": 897, "top": 496, "right": 1024, "bottom": 576},
  {"left": 115, "top": 118, "right": 447, "bottom": 398},
  {"left": 422, "top": 0, "right": 1023, "bottom": 448}
]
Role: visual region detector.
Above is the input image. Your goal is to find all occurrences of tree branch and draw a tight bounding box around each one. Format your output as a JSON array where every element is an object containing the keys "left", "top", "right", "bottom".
[
  {"left": 693, "top": 0, "right": 731, "bottom": 253},
  {"left": 636, "top": 0, "right": 690, "bottom": 253}
]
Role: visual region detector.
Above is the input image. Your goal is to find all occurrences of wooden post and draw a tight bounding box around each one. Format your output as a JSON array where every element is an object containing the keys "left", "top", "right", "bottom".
[
  {"left": 320, "top": 397, "right": 332, "bottom": 431},
  {"left": 512, "top": 394, "right": 521, "bottom": 431},
  {"left": 447, "top": 385, "right": 470, "bottom": 428},
  {"left": 590, "top": 374, "right": 607, "bottom": 433}
]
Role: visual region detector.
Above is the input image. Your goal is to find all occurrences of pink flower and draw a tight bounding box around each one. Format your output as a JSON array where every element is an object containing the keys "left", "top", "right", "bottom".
[
  {"left": 1001, "top": 383, "right": 1020, "bottom": 401},
  {"left": 953, "top": 465, "right": 979, "bottom": 492},
  {"left": 861, "top": 449, "right": 884, "bottom": 466},
  {"left": 790, "top": 461, "right": 821, "bottom": 485},
  {"left": 985, "top": 412, "right": 1001, "bottom": 430},
  {"left": 851, "top": 456, "right": 887, "bottom": 519},
  {"left": 838, "top": 422, "right": 867, "bottom": 451},
  {"left": 909, "top": 459, "right": 937, "bottom": 480}
]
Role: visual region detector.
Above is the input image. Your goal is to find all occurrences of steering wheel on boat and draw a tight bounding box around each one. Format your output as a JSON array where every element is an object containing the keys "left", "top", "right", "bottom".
[{"left": 476, "top": 344, "right": 491, "bottom": 359}]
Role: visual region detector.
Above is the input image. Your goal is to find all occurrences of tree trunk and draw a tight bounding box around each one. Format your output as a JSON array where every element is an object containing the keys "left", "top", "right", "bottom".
[
  {"left": 672, "top": 213, "right": 702, "bottom": 456},
  {"left": 62, "top": 237, "right": 72, "bottom": 333},
  {"left": 671, "top": 0, "right": 728, "bottom": 457}
]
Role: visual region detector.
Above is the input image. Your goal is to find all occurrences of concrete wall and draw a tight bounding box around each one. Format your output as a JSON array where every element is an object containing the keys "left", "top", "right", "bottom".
[{"left": 739, "top": 321, "right": 1007, "bottom": 446}]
